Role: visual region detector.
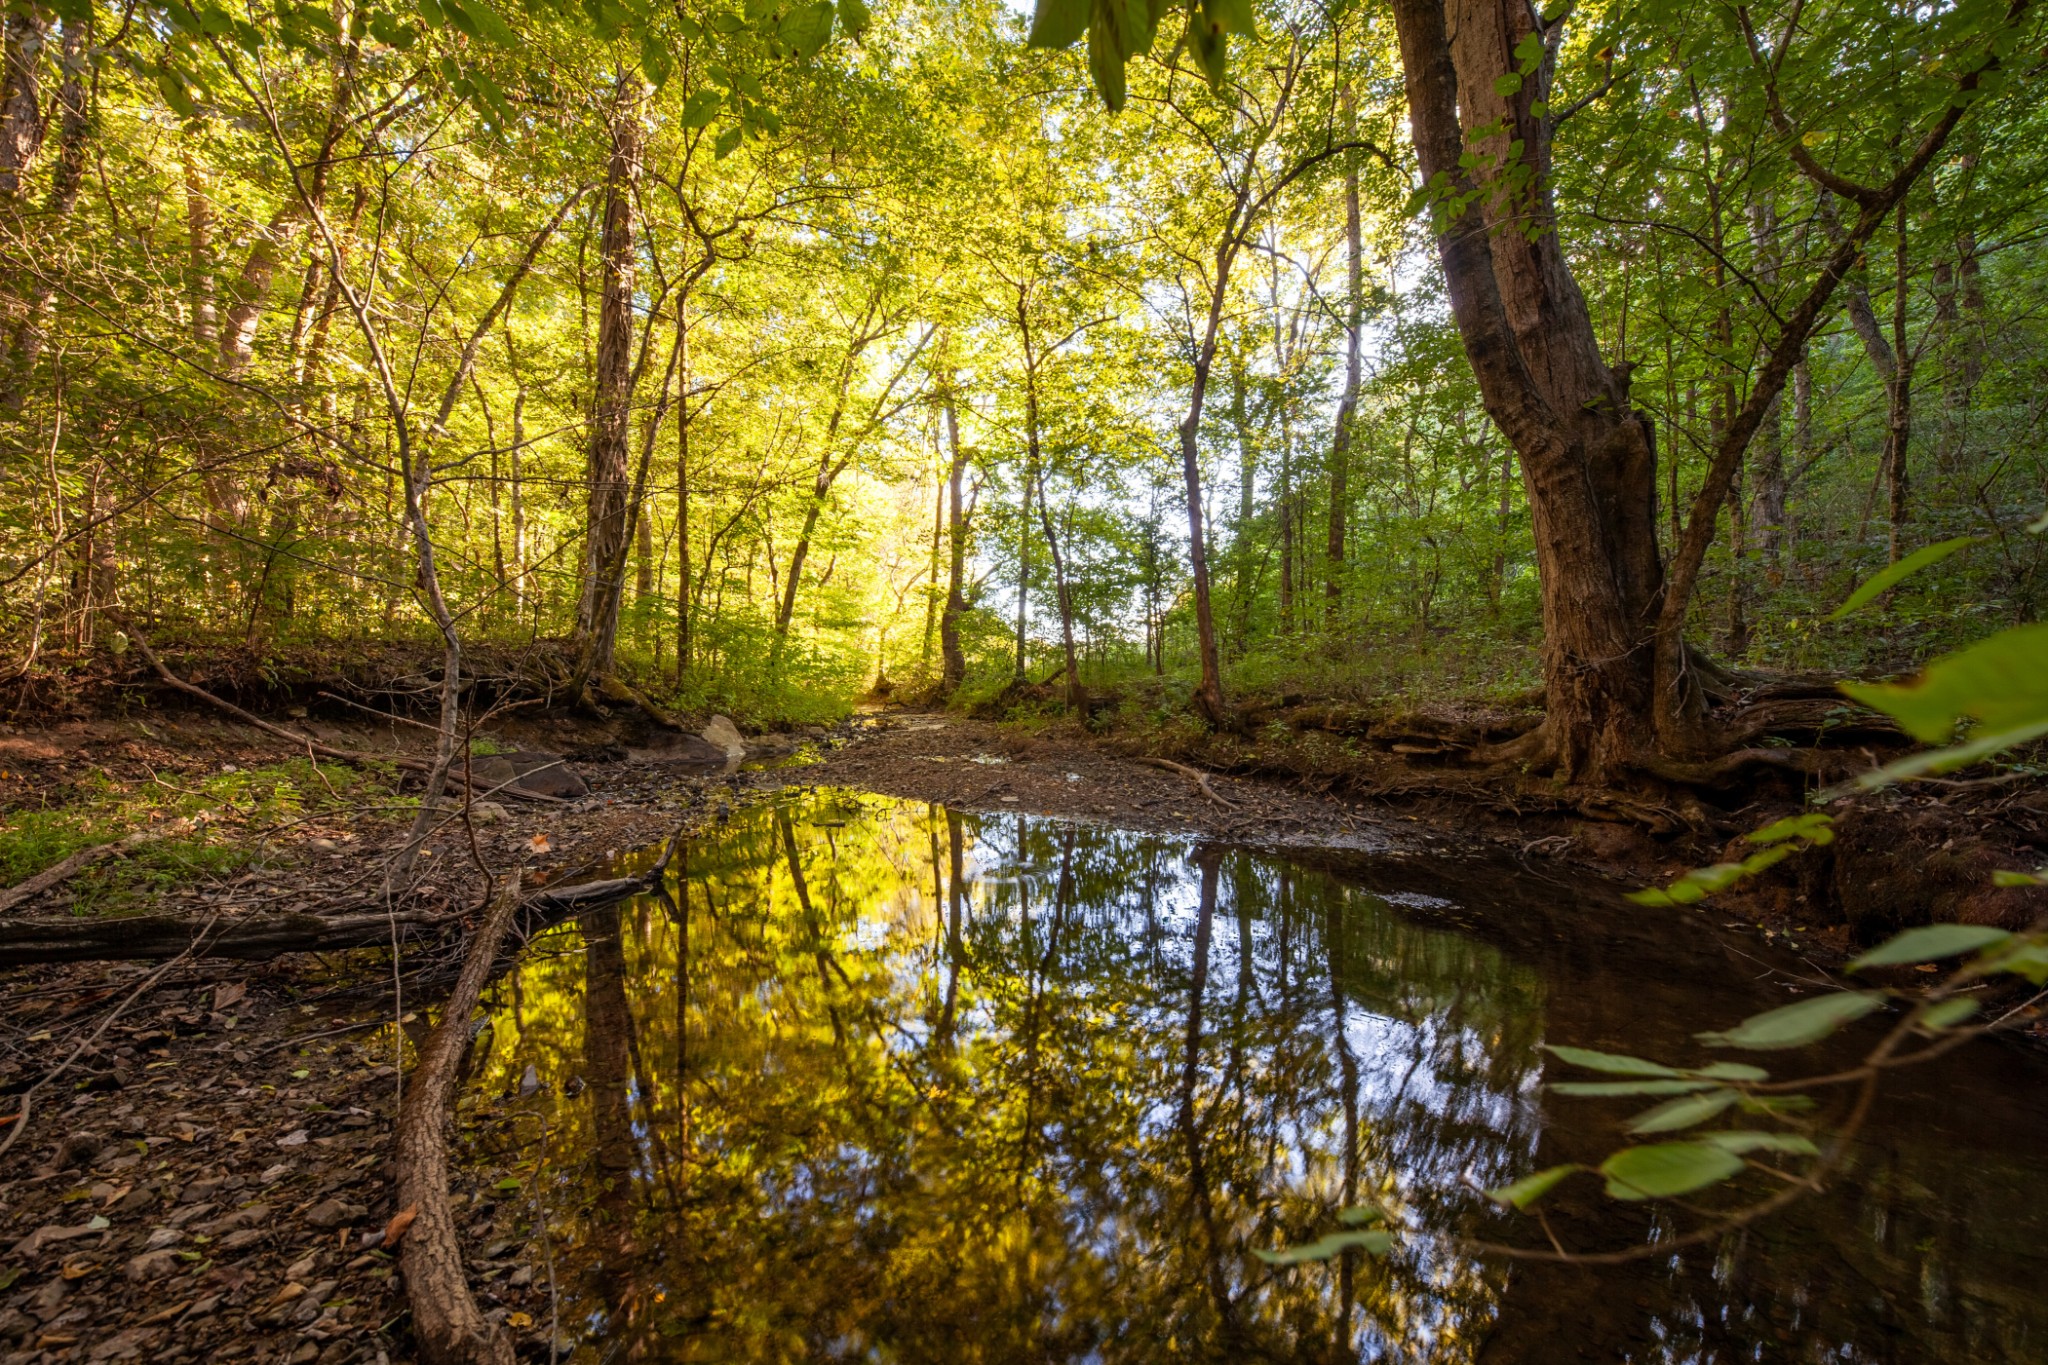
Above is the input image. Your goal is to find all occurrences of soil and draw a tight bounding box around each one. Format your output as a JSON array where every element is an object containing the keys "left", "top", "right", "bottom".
[{"left": 2, "top": 694, "right": 2044, "bottom": 1363}]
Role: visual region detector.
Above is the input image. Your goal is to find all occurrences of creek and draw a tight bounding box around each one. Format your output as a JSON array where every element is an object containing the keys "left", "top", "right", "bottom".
[{"left": 457, "top": 789, "right": 2048, "bottom": 1362}]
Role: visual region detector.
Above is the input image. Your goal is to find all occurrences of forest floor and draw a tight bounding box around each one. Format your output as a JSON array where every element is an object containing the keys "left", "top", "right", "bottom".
[{"left": 1, "top": 694, "right": 2044, "bottom": 1364}]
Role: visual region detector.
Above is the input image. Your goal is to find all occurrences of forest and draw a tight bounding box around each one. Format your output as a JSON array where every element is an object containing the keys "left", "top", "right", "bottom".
[{"left": 1, "top": 0, "right": 2047, "bottom": 1358}]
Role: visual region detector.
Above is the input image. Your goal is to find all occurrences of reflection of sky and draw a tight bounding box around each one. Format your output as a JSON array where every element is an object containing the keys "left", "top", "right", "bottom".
[{"left": 475, "top": 793, "right": 1547, "bottom": 1362}]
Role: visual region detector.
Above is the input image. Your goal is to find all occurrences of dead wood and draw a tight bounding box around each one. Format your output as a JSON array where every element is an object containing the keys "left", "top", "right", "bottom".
[
  {"left": 0, "top": 818, "right": 197, "bottom": 913},
  {"left": 1135, "top": 756, "right": 1240, "bottom": 811},
  {"left": 0, "top": 871, "right": 665, "bottom": 965},
  {"left": 394, "top": 870, "right": 523, "bottom": 1365}
]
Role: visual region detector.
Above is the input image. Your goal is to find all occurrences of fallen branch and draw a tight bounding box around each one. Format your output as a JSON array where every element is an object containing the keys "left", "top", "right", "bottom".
[
  {"left": 395, "top": 870, "right": 522, "bottom": 1365},
  {"left": 0, "top": 818, "right": 198, "bottom": 914},
  {"left": 1135, "top": 756, "right": 1241, "bottom": 811},
  {"left": 0, "top": 871, "right": 668, "bottom": 965},
  {"left": 119, "top": 619, "right": 562, "bottom": 804}
]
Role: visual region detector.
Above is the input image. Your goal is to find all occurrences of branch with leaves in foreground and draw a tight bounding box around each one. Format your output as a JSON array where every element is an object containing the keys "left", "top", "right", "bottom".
[{"left": 1260, "top": 533, "right": 2048, "bottom": 1266}]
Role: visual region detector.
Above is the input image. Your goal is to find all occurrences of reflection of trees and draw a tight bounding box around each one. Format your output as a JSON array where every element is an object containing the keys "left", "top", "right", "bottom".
[{"left": 456, "top": 793, "right": 2048, "bottom": 1364}]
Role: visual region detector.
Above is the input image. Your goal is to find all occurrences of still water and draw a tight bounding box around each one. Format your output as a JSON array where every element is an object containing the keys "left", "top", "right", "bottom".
[{"left": 461, "top": 790, "right": 2048, "bottom": 1363}]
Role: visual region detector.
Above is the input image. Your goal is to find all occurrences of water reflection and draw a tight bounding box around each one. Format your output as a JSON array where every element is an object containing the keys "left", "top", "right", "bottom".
[{"left": 463, "top": 791, "right": 2048, "bottom": 1363}]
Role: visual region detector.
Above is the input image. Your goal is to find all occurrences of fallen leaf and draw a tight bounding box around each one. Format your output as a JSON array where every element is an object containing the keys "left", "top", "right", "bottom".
[
  {"left": 59, "top": 1258, "right": 96, "bottom": 1279},
  {"left": 384, "top": 1206, "right": 418, "bottom": 1249},
  {"left": 507, "top": 1312, "right": 534, "bottom": 1329},
  {"left": 528, "top": 832, "right": 552, "bottom": 855},
  {"left": 137, "top": 1301, "right": 190, "bottom": 1327},
  {"left": 276, "top": 1129, "right": 308, "bottom": 1149},
  {"left": 213, "top": 982, "right": 247, "bottom": 1011}
]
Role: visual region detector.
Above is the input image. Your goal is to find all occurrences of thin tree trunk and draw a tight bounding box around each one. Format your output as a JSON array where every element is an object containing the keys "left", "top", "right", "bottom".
[
  {"left": 939, "top": 373, "right": 970, "bottom": 697},
  {"left": 1033, "top": 465, "right": 1083, "bottom": 712}
]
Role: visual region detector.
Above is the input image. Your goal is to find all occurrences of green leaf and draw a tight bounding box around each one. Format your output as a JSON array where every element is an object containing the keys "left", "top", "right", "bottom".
[
  {"left": 1697, "top": 992, "right": 1884, "bottom": 1050},
  {"left": 778, "top": 1, "right": 834, "bottom": 58},
  {"left": 1690, "top": 1062, "right": 1768, "bottom": 1082},
  {"left": 494, "top": 1177, "right": 523, "bottom": 1192},
  {"left": 1513, "top": 31, "right": 1545, "bottom": 69},
  {"left": 1086, "top": 19, "right": 1128, "bottom": 112},
  {"left": 1599, "top": 1142, "right": 1745, "bottom": 1200},
  {"left": 674, "top": 11, "right": 703, "bottom": 37},
  {"left": 1698, "top": 1130, "right": 1820, "bottom": 1156},
  {"left": 1848, "top": 924, "right": 2011, "bottom": 971},
  {"left": 1253, "top": 1228, "right": 1394, "bottom": 1265},
  {"left": 1992, "top": 869, "right": 2046, "bottom": 887},
  {"left": 1627, "top": 1088, "right": 1737, "bottom": 1133},
  {"left": 713, "top": 124, "right": 744, "bottom": 159},
  {"left": 708, "top": 10, "right": 746, "bottom": 30},
  {"left": 1544, "top": 1045, "right": 1679, "bottom": 1076},
  {"left": 836, "top": 0, "right": 870, "bottom": 38},
  {"left": 1028, "top": 0, "right": 1088, "bottom": 47},
  {"left": 1746, "top": 812, "right": 1834, "bottom": 846},
  {"left": 1552, "top": 1079, "right": 1721, "bottom": 1096},
  {"left": 1486, "top": 1164, "right": 1582, "bottom": 1210},
  {"left": 1840, "top": 623, "right": 2048, "bottom": 744},
  {"left": 1828, "top": 535, "right": 1983, "bottom": 620},
  {"left": 1493, "top": 71, "right": 1524, "bottom": 96},
  {"left": 641, "top": 33, "right": 673, "bottom": 87},
  {"left": 1200, "top": 0, "right": 1257, "bottom": 38},
  {"left": 1985, "top": 938, "right": 2048, "bottom": 985},
  {"left": 418, "top": 0, "right": 447, "bottom": 24},
  {"left": 681, "top": 89, "right": 724, "bottom": 128},
  {"left": 1917, "top": 998, "right": 1981, "bottom": 1030},
  {"left": 1335, "top": 1204, "right": 1385, "bottom": 1226}
]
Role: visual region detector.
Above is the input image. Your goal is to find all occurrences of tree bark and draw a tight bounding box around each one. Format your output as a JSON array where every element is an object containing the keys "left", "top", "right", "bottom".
[
  {"left": 1326, "top": 93, "right": 1364, "bottom": 629},
  {"left": 938, "top": 373, "right": 970, "bottom": 697},
  {"left": 1033, "top": 464, "right": 1084, "bottom": 712},
  {"left": 573, "top": 92, "right": 644, "bottom": 682}
]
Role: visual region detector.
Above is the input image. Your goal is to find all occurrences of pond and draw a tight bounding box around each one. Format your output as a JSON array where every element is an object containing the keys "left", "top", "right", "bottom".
[{"left": 456, "top": 790, "right": 2048, "bottom": 1363}]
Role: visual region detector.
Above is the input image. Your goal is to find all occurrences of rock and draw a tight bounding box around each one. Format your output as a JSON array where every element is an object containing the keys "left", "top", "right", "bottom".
[
  {"left": 275, "top": 1129, "right": 309, "bottom": 1149},
  {"left": 216, "top": 1228, "right": 265, "bottom": 1252},
  {"left": 469, "top": 801, "right": 509, "bottom": 825},
  {"left": 304, "top": 1199, "right": 366, "bottom": 1230},
  {"left": 703, "top": 715, "right": 746, "bottom": 762},
  {"left": 87, "top": 1328, "right": 154, "bottom": 1361},
  {"left": 123, "top": 1250, "right": 181, "bottom": 1282},
  {"left": 51, "top": 1132, "right": 104, "bottom": 1171},
  {"left": 141, "top": 1228, "right": 183, "bottom": 1252},
  {"left": 468, "top": 752, "right": 588, "bottom": 799},
  {"left": 291, "top": 1280, "right": 338, "bottom": 1324}
]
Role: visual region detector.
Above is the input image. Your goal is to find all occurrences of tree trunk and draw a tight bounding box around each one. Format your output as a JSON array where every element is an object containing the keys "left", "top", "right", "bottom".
[
  {"left": 573, "top": 94, "right": 643, "bottom": 683},
  {"left": 5, "top": 16, "right": 85, "bottom": 405},
  {"left": 1033, "top": 465, "right": 1084, "bottom": 712},
  {"left": 1326, "top": 97, "right": 1364, "bottom": 629},
  {"left": 1882, "top": 202, "right": 1914, "bottom": 563},
  {"left": 1389, "top": 0, "right": 1665, "bottom": 778},
  {"left": 675, "top": 304, "right": 693, "bottom": 677},
  {"left": 938, "top": 375, "right": 970, "bottom": 697}
]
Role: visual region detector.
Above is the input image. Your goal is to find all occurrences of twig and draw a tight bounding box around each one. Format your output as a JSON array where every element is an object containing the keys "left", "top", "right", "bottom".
[
  {"left": 1134, "top": 756, "right": 1241, "bottom": 811},
  {"left": 0, "top": 915, "right": 222, "bottom": 1164}
]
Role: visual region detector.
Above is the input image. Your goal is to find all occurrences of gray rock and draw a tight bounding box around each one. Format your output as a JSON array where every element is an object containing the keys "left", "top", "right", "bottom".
[
  {"left": 468, "top": 752, "right": 588, "bottom": 799},
  {"left": 123, "top": 1249, "right": 181, "bottom": 1282},
  {"left": 702, "top": 715, "right": 746, "bottom": 762},
  {"left": 303, "top": 1199, "right": 366, "bottom": 1230}
]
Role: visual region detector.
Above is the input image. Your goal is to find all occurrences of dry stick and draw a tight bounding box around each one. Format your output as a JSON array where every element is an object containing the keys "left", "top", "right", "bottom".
[
  {"left": 1134, "top": 756, "right": 1241, "bottom": 811},
  {"left": 0, "top": 915, "right": 221, "bottom": 1164},
  {"left": 0, "top": 819, "right": 195, "bottom": 913},
  {"left": 394, "top": 870, "right": 523, "bottom": 1365}
]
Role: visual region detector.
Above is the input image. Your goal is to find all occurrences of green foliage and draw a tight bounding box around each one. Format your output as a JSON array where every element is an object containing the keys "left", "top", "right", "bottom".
[
  {"left": 1846, "top": 923, "right": 2013, "bottom": 970},
  {"left": 1598, "top": 1142, "right": 1746, "bottom": 1201},
  {"left": 1696, "top": 992, "right": 1885, "bottom": 1050}
]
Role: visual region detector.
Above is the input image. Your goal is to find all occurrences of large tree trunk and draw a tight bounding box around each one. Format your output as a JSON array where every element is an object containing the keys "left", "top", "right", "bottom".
[
  {"left": 573, "top": 94, "right": 643, "bottom": 684},
  {"left": 1325, "top": 94, "right": 1364, "bottom": 629},
  {"left": 1389, "top": 0, "right": 1666, "bottom": 779}
]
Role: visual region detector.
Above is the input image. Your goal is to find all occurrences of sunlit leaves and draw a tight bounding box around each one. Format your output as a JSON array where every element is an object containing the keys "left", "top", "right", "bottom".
[
  {"left": 778, "top": 2, "right": 836, "bottom": 60},
  {"left": 681, "top": 89, "right": 726, "bottom": 128},
  {"left": 1696, "top": 992, "right": 1884, "bottom": 1050},
  {"left": 1828, "top": 534, "right": 1984, "bottom": 620},
  {"left": 1625, "top": 1088, "right": 1738, "bottom": 1133}
]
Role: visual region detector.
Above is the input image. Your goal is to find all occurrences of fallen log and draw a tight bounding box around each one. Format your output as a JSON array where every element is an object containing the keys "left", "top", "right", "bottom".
[
  {"left": 0, "top": 871, "right": 667, "bottom": 965},
  {"left": 394, "top": 870, "right": 523, "bottom": 1365}
]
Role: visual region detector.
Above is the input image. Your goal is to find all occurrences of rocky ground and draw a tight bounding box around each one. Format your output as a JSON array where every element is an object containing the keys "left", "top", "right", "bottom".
[{"left": 1, "top": 699, "right": 2043, "bottom": 1363}]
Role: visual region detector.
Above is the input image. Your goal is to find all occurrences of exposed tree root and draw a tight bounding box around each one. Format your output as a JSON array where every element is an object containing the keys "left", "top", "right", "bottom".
[
  {"left": 0, "top": 870, "right": 661, "bottom": 965},
  {"left": 394, "top": 870, "right": 523, "bottom": 1365},
  {"left": 1135, "top": 756, "right": 1240, "bottom": 810}
]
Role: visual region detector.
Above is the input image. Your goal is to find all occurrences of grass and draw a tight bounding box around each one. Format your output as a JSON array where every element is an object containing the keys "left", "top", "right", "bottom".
[{"left": 0, "top": 757, "right": 408, "bottom": 916}]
